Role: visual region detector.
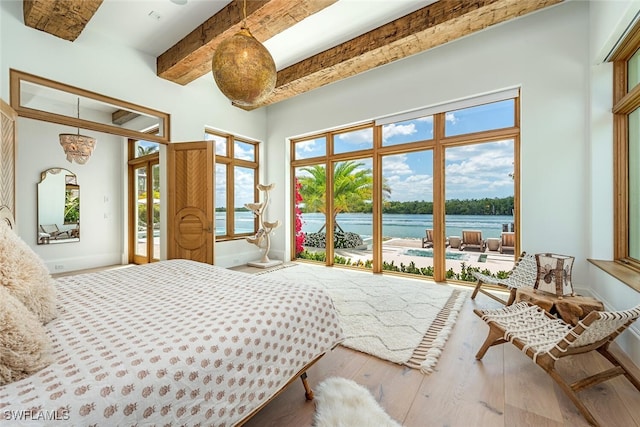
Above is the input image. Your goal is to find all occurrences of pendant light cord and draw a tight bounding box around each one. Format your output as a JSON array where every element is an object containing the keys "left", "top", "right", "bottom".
[
  {"left": 76, "top": 98, "right": 81, "bottom": 136},
  {"left": 242, "top": 0, "right": 247, "bottom": 28}
]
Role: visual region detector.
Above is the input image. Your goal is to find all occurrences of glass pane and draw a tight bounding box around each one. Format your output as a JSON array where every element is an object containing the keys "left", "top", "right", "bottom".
[
  {"left": 444, "top": 140, "right": 515, "bottom": 281},
  {"left": 445, "top": 99, "right": 515, "bottom": 137},
  {"left": 151, "top": 163, "right": 161, "bottom": 260},
  {"left": 135, "top": 140, "right": 159, "bottom": 158},
  {"left": 295, "top": 165, "right": 327, "bottom": 262},
  {"left": 382, "top": 117, "right": 434, "bottom": 146},
  {"left": 215, "top": 163, "right": 227, "bottom": 236},
  {"left": 628, "top": 48, "right": 640, "bottom": 91},
  {"left": 234, "top": 140, "right": 255, "bottom": 161},
  {"left": 135, "top": 166, "right": 147, "bottom": 258},
  {"left": 333, "top": 127, "right": 373, "bottom": 154},
  {"left": 234, "top": 166, "right": 256, "bottom": 234},
  {"left": 205, "top": 132, "right": 227, "bottom": 156},
  {"left": 629, "top": 108, "right": 640, "bottom": 260},
  {"left": 294, "top": 137, "right": 326, "bottom": 160},
  {"left": 381, "top": 150, "right": 433, "bottom": 277},
  {"left": 333, "top": 158, "right": 373, "bottom": 269}
]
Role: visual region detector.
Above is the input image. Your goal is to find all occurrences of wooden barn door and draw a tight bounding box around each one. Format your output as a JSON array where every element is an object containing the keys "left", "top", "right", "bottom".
[
  {"left": 167, "top": 141, "right": 214, "bottom": 264},
  {"left": 0, "top": 99, "right": 17, "bottom": 216}
]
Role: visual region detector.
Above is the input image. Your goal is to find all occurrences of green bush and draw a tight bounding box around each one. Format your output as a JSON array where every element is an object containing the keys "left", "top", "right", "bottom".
[
  {"left": 296, "top": 251, "right": 510, "bottom": 282},
  {"left": 303, "top": 231, "right": 364, "bottom": 249}
]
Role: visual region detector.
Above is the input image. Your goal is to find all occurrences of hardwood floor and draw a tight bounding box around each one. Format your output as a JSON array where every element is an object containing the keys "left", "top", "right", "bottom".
[{"left": 244, "top": 290, "right": 640, "bottom": 427}]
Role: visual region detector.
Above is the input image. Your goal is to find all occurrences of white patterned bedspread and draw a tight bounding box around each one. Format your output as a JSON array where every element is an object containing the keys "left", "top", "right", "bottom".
[{"left": 0, "top": 260, "right": 343, "bottom": 426}]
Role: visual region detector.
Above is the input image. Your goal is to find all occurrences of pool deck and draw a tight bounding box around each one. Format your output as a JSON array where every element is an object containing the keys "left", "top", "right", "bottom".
[{"left": 332, "top": 237, "right": 517, "bottom": 275}]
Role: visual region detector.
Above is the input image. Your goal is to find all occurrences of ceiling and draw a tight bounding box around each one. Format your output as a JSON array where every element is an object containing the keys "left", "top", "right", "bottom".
[{"left": 22, "top": 0, "right": 563, "bottom": 109}]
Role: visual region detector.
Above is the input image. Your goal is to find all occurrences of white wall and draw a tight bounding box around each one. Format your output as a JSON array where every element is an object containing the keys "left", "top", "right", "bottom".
[
  {"left": 17, "top": 118, "right": 124, "bottom": 271},
  {"left": 0, "top": 0, "right": 269, "bottom": 270},
  {"left": 588, "top": 0, "right": 640, "bottom": 368}
]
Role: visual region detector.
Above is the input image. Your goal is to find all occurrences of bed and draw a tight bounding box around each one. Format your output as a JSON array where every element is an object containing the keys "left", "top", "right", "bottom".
[{"left": 0, "top": 208, "right": 343, "bottom": 426}]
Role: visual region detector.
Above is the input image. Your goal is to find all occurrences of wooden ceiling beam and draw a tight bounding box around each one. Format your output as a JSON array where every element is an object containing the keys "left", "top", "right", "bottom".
[
  {"left": 157, "top": 0, "right": 338, "bottom": 86},
  {"left": 246, "top": 0, "right": 562, "bottom": 109},
  {"left": 112, "top": 109, "right": 140, "bottom": 126},
  {"left": 23, "top": 0, "right": 103, "bottom": 42}
]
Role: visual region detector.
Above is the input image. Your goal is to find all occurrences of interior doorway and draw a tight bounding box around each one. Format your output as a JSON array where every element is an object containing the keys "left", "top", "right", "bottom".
[{"left": 128, "top": 139, "right": 160, "bottom": 264}]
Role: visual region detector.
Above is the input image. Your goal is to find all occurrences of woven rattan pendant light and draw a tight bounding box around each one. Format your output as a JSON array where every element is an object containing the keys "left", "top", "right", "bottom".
[
  {"left": 211, "top": 0, "right": 276, "bottom": 107},
  {"left": 59, "top": 98, "right": 96, "bottom": 165}
]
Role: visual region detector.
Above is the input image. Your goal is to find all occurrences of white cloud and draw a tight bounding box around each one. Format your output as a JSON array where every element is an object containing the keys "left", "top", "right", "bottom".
[
  {"left": 335, "top": 128, "right": 372, "bottom": 144},
  {"left": 382, "top": 123, "right": 416, "bottom": 141}
]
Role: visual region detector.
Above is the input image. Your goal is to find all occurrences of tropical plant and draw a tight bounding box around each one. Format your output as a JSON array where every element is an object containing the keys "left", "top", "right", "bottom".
[
  {"left": 64, "top": 191, "right": 80, "bottom": 224},
  {"left": 297, "top": 160, "right": 391, "bottom": 231}
]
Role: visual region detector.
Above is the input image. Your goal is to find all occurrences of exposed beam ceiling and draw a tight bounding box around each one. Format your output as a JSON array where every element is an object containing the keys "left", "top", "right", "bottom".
[
  {"left": 23, "top": 0, "right": 103, "bottom": 42},
  {"left": 22, "top": 0, "right": 563, "bottom": 109},
  {"left": 158, "top": 0, "right": 562, "bottom": 109},
  {"left": 157, "top": 0, "right": 338, "bottom": 86},
  {"left": 261, "top": 0, "right": 563, "bottom": 109}
]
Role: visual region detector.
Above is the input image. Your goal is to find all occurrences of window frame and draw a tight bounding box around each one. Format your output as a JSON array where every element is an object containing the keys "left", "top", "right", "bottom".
[
  {"left": 206, "top": 129, "right": 259, "bottom": 241},
  {"left": 290, "top": 92, "right": 520, "bottom": 282},
  {"left": 610, "top": 20, "right": 640, "bottom": 280}
]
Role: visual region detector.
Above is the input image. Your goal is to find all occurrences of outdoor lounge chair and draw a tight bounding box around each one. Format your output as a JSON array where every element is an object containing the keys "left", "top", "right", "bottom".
[
  {"left": 460, "top": 229, "right": 485, "bottom": 252},
  {"left": 422, "top": 229, "right": 434, "bottom": 248},
  {"left": 499, "top": 231, "right": 515, "bottom": 253},
  {"left": 470, "top": 251, "right": 537, "bottom": 305},
  {"left": 474, "top": 302, "right": 640, "bottom": 427},
  {"left": 39, "top": 224, "right": 70, "bottom": 240}
]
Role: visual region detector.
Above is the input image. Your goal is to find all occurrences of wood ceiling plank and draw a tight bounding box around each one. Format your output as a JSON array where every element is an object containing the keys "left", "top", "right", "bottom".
[
  {"left": 249, "top": 0, "right": 563, "bottom": 109},
  {"left": 157, "top": 0, "right": 338, "bottom": 86},
  {"left": 23, "top": 0, "right": 103, "bottom": 42}
]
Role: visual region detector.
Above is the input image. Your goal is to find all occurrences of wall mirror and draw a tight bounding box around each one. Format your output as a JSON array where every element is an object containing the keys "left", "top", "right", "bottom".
[
  {"left": 10, "top": 69, "right": 170, "bottom": 144},
  {"left": 37, "top": 168, "right": 80, "bottom": 244}
]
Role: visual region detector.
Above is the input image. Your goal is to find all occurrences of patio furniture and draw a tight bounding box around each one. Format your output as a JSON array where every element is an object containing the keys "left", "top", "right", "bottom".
[
  {"left": 499, "top": 231, "right": 515, "bottom": 253},
  {"left": 486, "top": 237, "right": 500, "bottom": 251},
  {"left": 474, "top": 302, "right": 640, "bottom": 427},
  {"left": 448, "top": 236, "right": 461, "bottom": 249},
  {"left": 39, "top": 224, "right": 70, "bottom": 240},
  {"left": 422, "top": 229, "right": 434, "bottom": 248},
  {"left": 460, "top": 229, "right": 485, "bottom": 252},
  {"left": 470, "top": 252, "right": 537, "bottom": 305}
]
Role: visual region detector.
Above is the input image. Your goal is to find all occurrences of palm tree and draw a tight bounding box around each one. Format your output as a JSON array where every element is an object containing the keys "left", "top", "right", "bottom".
[{"left": 298, "top": 160, "right": 391, "bottom": 232}]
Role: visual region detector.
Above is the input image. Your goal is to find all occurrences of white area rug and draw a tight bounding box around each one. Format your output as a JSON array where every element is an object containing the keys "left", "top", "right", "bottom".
[
  {"left": 313, "top": 377, "right": 402, "bottom": 427},
  {"left": 261, "top": 263, "right": 468, "bottom": 373}
]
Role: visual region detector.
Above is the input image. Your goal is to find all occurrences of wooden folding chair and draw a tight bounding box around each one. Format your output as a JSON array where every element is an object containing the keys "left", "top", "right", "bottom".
[
  {"left": 474, "top": 302, "right": 640, "bottom": 426},
  {"left": 470, "top": 252, "right": 537, "bottom": 305}
]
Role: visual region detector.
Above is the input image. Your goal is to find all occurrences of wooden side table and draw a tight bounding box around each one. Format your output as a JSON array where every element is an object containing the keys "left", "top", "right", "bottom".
[{"left": 515, "top": 288, "right": 604, "bottom": 326}]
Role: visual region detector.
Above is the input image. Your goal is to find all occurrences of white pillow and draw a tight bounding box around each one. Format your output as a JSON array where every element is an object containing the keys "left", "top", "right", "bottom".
[
  {"left": 0, "top": 286, "right": 53, "bottom": 385},
  {"left": 0, "top": 220, "right": 58, "bottom": 324}
]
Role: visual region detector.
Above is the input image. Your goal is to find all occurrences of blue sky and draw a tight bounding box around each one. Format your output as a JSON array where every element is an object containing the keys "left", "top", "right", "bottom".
[
  {"left": 296, "top": 99, "right": 515, "bottom": 202},
  {"left": 204, "top": 99, "right": 515, "bottom": 207}
]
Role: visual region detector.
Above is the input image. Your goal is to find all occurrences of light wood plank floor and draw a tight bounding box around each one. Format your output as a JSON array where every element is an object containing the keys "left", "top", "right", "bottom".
[{"left": 244, "top": 288, "right": 640, "bottom": 427}]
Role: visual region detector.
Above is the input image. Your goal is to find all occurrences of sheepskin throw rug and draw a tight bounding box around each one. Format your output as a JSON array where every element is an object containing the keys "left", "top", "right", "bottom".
[
  {"left": 313, "top": 377, "right": 402, "bottom": 427},
  {"left": 261, "top": 263, "right": 467, "bottom": 373},
  {"left": 0, "top": 220, "right": 57, "bottom": 324}
]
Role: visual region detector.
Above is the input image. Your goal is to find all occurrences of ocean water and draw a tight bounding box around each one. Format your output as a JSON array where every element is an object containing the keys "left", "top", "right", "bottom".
[
  {"left": 221, "top": 212, "right": 514, "bottom": 240},
  {"left": 300, "top": 213, "right": 514, "bottom": 240}
]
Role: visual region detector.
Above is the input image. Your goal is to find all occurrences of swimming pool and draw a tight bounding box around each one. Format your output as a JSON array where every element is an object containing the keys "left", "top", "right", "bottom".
[{"left": 403, "top": 248, "right": 470, "bottom": 261}]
